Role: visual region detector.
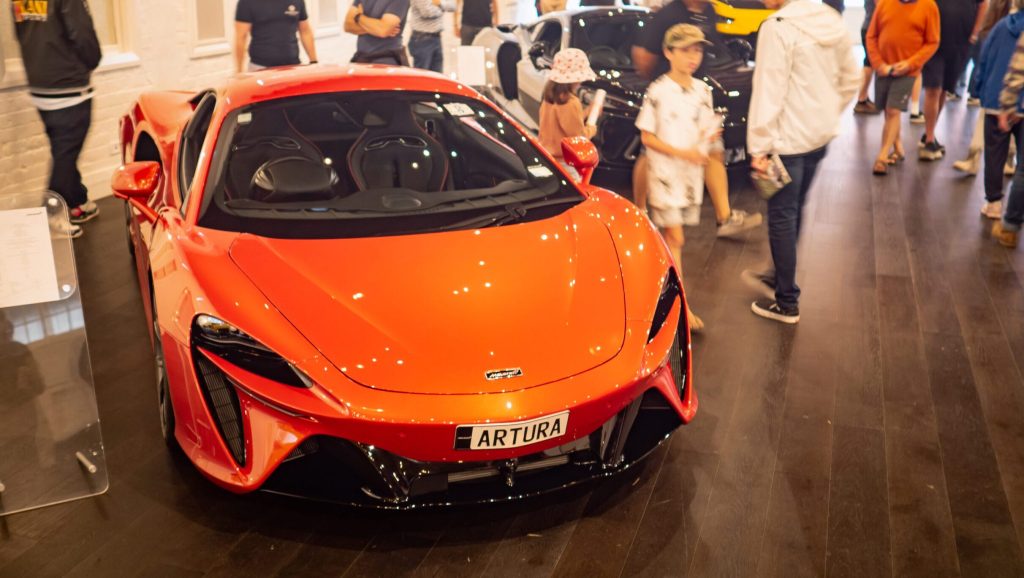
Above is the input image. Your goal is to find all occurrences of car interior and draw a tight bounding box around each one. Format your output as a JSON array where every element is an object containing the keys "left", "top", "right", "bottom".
[{"left": 222, "top": 94, "right": 546, "bottom": 205}]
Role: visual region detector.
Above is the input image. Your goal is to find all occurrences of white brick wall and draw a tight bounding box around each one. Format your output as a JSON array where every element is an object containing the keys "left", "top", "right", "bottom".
[
  {"left": 0, "top": 0, "right": 361, "bottom": 203},
  {"left": 0, "top": 0, "right": 518, "bottom": 205}
]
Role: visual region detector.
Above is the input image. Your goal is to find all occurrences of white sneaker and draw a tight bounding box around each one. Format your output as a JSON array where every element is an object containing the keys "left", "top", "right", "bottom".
[
  {"left": 953, "top": 151, "right": 981, "bottom": 175},
  {"left": 982, "top": 200, "right": 1003, "bottom": 219},
  {"left": 50, "top": 219, "right": 83, "bottom": 239},
  {"left": 717, "top": 210, "right": 763, "bottom": 239}
]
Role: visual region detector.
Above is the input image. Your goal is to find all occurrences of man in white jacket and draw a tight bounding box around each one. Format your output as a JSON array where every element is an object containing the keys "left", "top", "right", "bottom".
[{"left": 744, "top": 0, "right": 860, "bottom": 324}]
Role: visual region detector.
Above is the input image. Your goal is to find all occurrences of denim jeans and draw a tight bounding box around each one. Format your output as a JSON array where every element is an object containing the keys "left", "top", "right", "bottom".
[
  {"left": 768, "top": 146, "right": 828, "bottom": 310},
  {"left": 409, "top": 33, "right": 443, "bottom": 73},
  {"left": 1005, "top": 162, "right": 1024, "bottom": 232},
  {"left": 984, "top": 114, "right": 1024, "bottom": 203},
  {"left": 37, "top": 99, "right": 92, "bottom": 208}
]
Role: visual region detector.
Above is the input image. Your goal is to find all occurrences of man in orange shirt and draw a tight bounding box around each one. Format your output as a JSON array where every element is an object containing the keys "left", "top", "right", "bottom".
[{"left": 866, "top": 0, "right": 940, "bottom": 175}]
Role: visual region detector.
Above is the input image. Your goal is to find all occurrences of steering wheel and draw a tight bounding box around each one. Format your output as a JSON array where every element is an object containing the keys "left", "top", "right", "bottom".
[{"left": 588, "top": 46, "right": 630, "bottom": 68}]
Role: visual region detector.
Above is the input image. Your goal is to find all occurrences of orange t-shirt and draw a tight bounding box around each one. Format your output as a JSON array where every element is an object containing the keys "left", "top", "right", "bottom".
[
  {"left": 539, "top": 95, "right": 586, "bottom": 159},
  {"left": 866, "top": 0, "right": 940, "bottom": 76}
]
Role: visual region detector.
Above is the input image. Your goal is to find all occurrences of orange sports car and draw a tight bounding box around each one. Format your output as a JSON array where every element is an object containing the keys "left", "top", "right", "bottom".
[{"left": 111, "top": 64, "right": 696, "bottom": 507}]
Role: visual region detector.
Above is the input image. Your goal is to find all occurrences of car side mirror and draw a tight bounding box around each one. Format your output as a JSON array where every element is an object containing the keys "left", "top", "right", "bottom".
[
  {"left": 726, "top": 38, "right": 754, "bottom": 63},
  {"left": 112, "top": 161, "right": 161, "bottom": 200},
  {"left": 560, "top": 136, "right": 599, "bottom": 185},
  {"left": 112, "top": 161, "right": 161, "bottom": 223}
]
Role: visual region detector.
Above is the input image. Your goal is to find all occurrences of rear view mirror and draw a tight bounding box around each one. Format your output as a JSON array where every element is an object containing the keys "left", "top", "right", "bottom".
[
  {"left": 111, "top": 161, "right": 161, "bottom": 200},
  {"left": 560, "top": 137, "right": 599, "bottom": 185}
]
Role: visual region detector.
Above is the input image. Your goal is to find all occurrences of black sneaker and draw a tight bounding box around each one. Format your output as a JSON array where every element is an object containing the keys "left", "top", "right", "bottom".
[
  {"left": 909, "top": 113, "right": 925, "bottom": 124},
  {"left": 751, "top": 299, "right": 800, "bottom": 324},
  {"left": 946, "top": 91, "right": 961, "bottom": 102}
]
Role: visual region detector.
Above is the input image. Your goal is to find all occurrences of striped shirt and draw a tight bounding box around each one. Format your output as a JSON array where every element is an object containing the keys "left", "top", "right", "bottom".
[{"left": 409, "top": 0, "right": 455, "bottom": 34}]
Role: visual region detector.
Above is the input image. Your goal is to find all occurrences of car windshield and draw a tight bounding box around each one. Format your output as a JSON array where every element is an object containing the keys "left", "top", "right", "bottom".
[
  {"left": 571, "top": 12, "right": 737, "bottom": 71},
  {"left": 197, "top": 91, "right": 583, "bottom": 238}
]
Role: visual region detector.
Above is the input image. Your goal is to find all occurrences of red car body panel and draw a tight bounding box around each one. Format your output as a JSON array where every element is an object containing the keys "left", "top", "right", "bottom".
[{"left": 115, "top": 64, "right": 696, "bottom": 504}]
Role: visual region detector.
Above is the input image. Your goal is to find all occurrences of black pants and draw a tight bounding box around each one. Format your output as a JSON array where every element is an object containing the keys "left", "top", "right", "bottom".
[
  {"left": 984, "top": 114, "right": 1024, "bottom": 203},
  {"left": 37, "top": 99, "right": 92, "bottom": 208}
]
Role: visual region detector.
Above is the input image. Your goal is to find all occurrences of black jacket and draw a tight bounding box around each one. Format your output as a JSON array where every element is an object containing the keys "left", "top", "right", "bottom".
[{"left": 13, "top": 0, "right": 102, "bottom": 92}]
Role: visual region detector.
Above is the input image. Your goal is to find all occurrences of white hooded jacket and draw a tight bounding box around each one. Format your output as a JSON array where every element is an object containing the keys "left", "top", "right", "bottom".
[{"left": 747, "top": 0, "right": 861, "bottom": 157}]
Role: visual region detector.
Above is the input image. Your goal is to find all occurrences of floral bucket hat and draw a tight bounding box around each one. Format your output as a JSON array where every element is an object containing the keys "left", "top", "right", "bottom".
[{"left": 548, "top": 48, "right": 597, "bottom": 84}]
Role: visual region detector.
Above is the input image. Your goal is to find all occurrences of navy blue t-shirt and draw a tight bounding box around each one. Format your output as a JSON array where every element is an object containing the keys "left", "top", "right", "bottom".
[
  {"left": 354, "top": 0, "right": 411, "bottom": 54},
  {"left": 236, "top": 0, "right": 308, "bottom": 67}
]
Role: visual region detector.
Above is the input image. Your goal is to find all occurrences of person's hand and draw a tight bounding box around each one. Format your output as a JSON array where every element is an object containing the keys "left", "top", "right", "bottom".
[
  {"left": 386, "top": 21, "right": 401, "bottom": 36},
  {"left": 970, "top": 33, "right": 980, "bottom": 44},
  {"left": 999, "top": 110, "right": 1020, "bottom": 132},
  {"left": 706, "top": 128, "right": 723, "bottom": 142},
  {"left": 892, "top": 61, "right": 910, "bottom": 76},
  {"left": 751, "top": 154, "right": 770, "bottom": 175},
  {"left": 454, "top": 23, "right": 461, "bottom": 37},
  {"left": 678, "top": 148, "right": 709, "bottom": 166}
]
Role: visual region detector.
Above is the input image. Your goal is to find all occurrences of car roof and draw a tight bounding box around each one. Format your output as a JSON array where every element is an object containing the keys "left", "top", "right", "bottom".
[{"left": 217, "top": 63, "right": 482, "bottom": 111}]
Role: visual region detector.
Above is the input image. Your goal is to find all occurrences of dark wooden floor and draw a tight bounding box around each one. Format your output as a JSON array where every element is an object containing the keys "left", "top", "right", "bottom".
[{"left": 3, "top": 102, "right": 1024, "bottom": 578}]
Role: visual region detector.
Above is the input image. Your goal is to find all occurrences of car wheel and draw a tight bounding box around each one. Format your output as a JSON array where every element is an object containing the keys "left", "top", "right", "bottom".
[
  {"left": 152, "top": 299, "right": 176, "bottom": 448},
  {"left": 124, "top": 203, "right": 136, "bottom": 259}
]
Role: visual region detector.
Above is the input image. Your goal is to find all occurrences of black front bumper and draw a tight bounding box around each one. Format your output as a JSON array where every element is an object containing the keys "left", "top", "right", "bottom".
[{"left": 260, "top": 387, "right": 683, "bottom": 509}]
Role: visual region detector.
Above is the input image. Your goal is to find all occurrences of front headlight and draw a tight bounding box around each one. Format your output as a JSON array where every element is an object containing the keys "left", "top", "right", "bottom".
[
  {"left": 192, "top": 314, "right": 313, "bottom": 388},
  {"left": 647, "top": 270, "right": 682, "bottom": 343}
]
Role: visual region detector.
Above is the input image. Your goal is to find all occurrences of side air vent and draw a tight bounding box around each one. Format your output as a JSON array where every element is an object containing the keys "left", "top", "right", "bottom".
[{"left": 194, "top": 353, "right": 246, "bottom": 466}]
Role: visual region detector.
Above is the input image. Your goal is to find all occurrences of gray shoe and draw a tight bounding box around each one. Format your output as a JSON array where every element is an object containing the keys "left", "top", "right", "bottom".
[
  {"left": 717, "top": 210, "right": 763, "bottom": 238},
  {"left": 741, "top": 269, "right": 776, "bottom": 300}
]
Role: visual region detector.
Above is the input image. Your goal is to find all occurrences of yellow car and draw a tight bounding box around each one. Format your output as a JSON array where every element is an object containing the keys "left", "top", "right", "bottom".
[{"left": 713, "top": 0, "right": 776, "bottom": 38}]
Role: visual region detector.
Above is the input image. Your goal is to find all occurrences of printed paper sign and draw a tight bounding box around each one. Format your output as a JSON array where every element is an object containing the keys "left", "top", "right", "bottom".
[{"left": 0, "top": 208, "right": 61, "bottom": 308}]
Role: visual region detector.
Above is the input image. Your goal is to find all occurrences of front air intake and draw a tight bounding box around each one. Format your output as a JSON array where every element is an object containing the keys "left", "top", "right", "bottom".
[{"left": 193, "top": 353, "right": 246, "bottom": 466}]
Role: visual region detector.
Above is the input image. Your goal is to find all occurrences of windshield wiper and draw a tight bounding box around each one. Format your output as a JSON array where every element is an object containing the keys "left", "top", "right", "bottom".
[{"left": 434, "top": 196, "right": 583, "bottom": 232}]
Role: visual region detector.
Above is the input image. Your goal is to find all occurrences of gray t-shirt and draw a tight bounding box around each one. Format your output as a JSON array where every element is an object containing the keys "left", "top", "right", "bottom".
[{"left": 354, "top": 0, "right": 411, "bottom": 55}]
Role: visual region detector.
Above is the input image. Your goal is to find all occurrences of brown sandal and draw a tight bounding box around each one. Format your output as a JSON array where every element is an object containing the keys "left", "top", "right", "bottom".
[{"left": 873, "top": 160, "right": 889, "bottom": 175}]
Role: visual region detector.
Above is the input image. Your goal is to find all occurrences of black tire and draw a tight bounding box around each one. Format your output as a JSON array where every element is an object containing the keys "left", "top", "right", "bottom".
[{"left": 152, "top": 297, "right": 177, "bottom": 449}]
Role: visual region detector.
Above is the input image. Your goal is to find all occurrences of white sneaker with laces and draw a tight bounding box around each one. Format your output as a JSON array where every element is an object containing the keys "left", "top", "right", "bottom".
[{"left": 953, "top": 151, "right": 981, "bottom": 175}]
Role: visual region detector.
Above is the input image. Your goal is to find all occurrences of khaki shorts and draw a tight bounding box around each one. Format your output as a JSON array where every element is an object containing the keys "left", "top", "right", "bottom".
[{"left": 649, "top": 205, "right": 701, "bottom": 228}]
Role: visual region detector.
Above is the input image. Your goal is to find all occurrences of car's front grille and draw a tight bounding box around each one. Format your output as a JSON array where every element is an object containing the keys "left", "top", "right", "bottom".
[{"left": 194, "top": 353, "right": 246, "bottom": 466}]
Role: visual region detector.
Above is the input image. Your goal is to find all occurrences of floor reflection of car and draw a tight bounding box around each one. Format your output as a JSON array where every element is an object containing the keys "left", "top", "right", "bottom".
[
  {"left": 475, "top": 7, "right": 754, "bottom": 172},
  {"left": 111, "top": 65, "right": 696, "bottom": 507}
]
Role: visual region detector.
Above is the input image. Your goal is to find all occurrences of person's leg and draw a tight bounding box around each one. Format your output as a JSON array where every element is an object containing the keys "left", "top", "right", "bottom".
[
  {"left": 659, "top": 222, "right": 703, "bottom": 329},
  {"left": 633, "top": 152, "right": 648, "bottom": 210},
  {"left": 983, "top": 115, "right": 1012, "bottom": 203},
  {"left": 994, "top": 153, "right": 1024, "bottom": 247},
  {"left": 704, "top": 152, "right": 731, "bottom": 223},
  {"left": 408, "top": 35, "right": 428, "bottom": 70},
  {"left": 460, "top": 25, "right": 481, "bottom": 46},
  {"left": 858, "top": 67, "right": 873, "bottom": 101},
  {"left": 923, "top": 87, "right": 945, "bottom": 144},
  {"left": 39, "top": 100, "right": 91, "bottom": 210},
  {"left": 875, "top": 109, "right": 901, "bottom": 171},
  {"left": 910, "top": 74, "right": 923, "bottom": 119},
  {"left": 767, "top": 154, "right": 806, "bottom": 311},
  {"left": 429, "top": 35, "right": 444, "bottom": 73}
]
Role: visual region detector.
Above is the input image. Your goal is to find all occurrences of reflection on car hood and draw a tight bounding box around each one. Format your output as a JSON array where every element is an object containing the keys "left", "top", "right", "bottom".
[{"left": 228, "top": 208, "right": 627, "bottom": 395}]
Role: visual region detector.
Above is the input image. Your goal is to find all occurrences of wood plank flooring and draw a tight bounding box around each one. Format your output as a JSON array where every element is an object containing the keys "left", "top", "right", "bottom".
[{"left": 3, "top": 102, "right": 1024, "bottom": 577}]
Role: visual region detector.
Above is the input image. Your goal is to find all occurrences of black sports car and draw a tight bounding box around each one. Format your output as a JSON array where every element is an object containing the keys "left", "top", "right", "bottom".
[{"left": 474, "top": 7, "right": 755, "bottom": 171}]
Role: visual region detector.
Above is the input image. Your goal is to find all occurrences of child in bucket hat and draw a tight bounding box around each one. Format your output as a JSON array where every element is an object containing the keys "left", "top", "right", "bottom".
[
  {"left": 538, "top": 48, "right": 598, "bottom": 179},
  {"left": 635, "top": 23, "right": 721, "bottom": 331}
]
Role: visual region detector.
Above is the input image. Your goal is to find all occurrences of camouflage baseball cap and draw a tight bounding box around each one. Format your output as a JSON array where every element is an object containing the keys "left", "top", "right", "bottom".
[{"left": 663, "top": 23, "right": 711, "bottom": 50}]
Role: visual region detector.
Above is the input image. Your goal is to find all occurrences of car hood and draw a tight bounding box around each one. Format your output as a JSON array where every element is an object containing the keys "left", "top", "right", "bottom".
[{"left": 228, "top": 209, "right": 626, "bottom": 395}]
